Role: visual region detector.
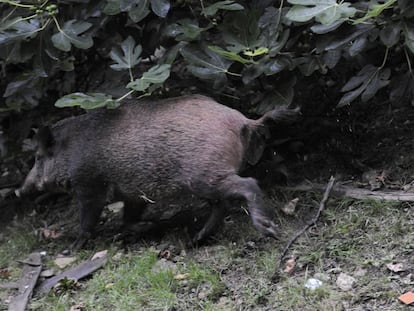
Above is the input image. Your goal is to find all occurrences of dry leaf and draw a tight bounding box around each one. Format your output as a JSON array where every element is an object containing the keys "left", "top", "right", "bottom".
[
  {"left": 398, "top": 292, "right": 414, "bottom": 305},
  {"left": 386, "top": 262, "right": 406, "bottom": 273},
  {"left": 69, "top": 303, "right": 85, "bottom": 311},
  {"left": 284, "top": 257, "right": 296, "bottom": 274},
  {"left": 174, "top": 273, "right": 190, "bottom": 280},
  {"left": 105, "top": 283, "right": 114, "bottom": 289},
  {"left": 159, "top": 250, "right": 172, "bottom": 260},
  {"left": 92, "top": 250, "right": 108, "bottom": 260},
  {"left": 43, "top": 228, "right": 62, "bottom": 239},
  {"left": 0, "top": 268, "right": 10, "bottom": 279},
  {"left": 281, "top": 198, "right": 299, "bottom": 215}
]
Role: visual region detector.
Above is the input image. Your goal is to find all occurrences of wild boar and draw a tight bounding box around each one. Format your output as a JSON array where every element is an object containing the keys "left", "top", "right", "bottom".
[{"left": 16, "top": 95, "right": 299, "bottom": 249}]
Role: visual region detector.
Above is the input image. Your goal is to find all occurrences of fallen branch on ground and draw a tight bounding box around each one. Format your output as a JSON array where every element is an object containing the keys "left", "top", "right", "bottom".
[
  {"left": 272, "top": 176, "right": 336, "bottom": 282},
  {"left": 279, "top": 182, "right": 414, "bottom": 201},
  {"left": 8, "top": 252, "right": 42, "bottom": 311},
  {"left": 37, "top": 254, "right": 107, "bottom": 294}
]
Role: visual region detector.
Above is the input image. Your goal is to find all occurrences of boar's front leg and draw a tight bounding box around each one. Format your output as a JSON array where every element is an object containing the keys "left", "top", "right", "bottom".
[
  {"left": 192, "top": 201, "right": 227, "bottom": 244},
  {"left": 71, "top": 186, "right": 107, "bottom": 251},
  {"left": 122, "top": 198, "right": 156, "bottom": 234}
]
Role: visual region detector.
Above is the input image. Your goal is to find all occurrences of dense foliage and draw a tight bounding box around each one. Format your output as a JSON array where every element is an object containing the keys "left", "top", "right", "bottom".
[{"left": 0, "top": 0, "right": 413, "bottom": 113}]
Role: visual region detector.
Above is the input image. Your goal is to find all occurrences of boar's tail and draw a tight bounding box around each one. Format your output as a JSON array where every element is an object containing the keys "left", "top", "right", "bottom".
[
  {"left": 257, "top": 106, "right": 301, "bottom": 127},
  {"left": 242, "top": 106, "right": 300, "bottom": 166}
]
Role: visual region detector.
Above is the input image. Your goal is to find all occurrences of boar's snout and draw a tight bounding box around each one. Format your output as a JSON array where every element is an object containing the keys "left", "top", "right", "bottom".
[
  {"left": 15, "top": 167, "right": 41, "bottom": 197},
  {"left": 15, "top": 181, "right": 36, "bottom": 198}
]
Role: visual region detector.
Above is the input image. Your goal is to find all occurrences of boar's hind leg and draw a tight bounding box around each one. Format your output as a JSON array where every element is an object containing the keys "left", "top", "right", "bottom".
[
  {"left": 193, "top": 201, "right": 227, "bottom": 244},
  {"left": 214, "top": 175, "right": 278, "bottom": 239}
]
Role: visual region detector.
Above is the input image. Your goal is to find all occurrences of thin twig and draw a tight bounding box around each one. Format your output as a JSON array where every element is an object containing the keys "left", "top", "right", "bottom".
[{"left": 272, "top": 176, "right": 335, "bottom": 282}]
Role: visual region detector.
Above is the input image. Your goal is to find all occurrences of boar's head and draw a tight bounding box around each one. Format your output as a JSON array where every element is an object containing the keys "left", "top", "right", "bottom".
[{"left": 16, "top": 126, "right": 68, "bottom": 197}]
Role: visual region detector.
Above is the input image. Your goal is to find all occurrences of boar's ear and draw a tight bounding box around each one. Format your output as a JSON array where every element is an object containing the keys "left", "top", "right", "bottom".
[
  {"left": 36, "top": 126, "right": 55, "bottom": 154},
  {"left": 241, "top": 126, "right": 266, "bottom": 166}
]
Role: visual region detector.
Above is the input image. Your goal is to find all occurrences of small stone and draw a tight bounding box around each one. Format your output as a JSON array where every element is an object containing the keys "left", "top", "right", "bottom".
[
  {"left": 336, "top": 273, "right": 356, "bottom": 291},
  {"left": 304, "top": 278, "right": 323, "bottom": 290},
  {"left": 198, "top": 291, "right": 208, "bottom": 299},
  {"left": 54, "top": 256, "right": 76, "bottom": 269},
  {"left": 40, "top": 269, "right": 55, "bottom": 278},
  {"left": 105, "top": 201, "right": 124, "bottom": 213}
]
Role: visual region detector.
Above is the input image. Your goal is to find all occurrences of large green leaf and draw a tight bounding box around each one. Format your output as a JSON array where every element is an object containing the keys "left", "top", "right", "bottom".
[
  {"left": 149, "top": 0, "right": 170, "bottom": 17},
  {"left": 51, "top": 20, "right": 93, "bottom": 52},
  {"left": 121, "top": 0, "right": 150, "bottom": 22},
  {"left": 321, "top": 24, "right": 374, "bottom": 51},
  {"left": 403, "top": 22, "right": 414, "bottom": 54},
  {"left": 255, "top": 77, "right": 297, "bottom": 114},
  {"left": 127, "top": 64, "right": 171, "bottom": 91},
  {"left": 201, "top": 1, "right": 244, "bottom": 17},
  {"left": 286, "top": 0, "right": 356, "bottom": 25},
  {"left": 220, "top": 11, "right": 262, "bottom": 53},
  {"left": 55, "top": 93, "right": 119, "bottom": 109},
  {"left": 353, "top": 0, "right": 397, "bottom": 24},
  {"left": 380, "top": 23, "right": 401, "bottom": 47},
  {"left": 103, "top": 0, "right": 122, "bottom": 15},
  {"left": 208, "top": 46, "right": 251, "bottom": 64},
  {"left": 338, "top": 65, "right": 390, "bottom": 107},
  {"left": 163, "top": 19, "right": 203, "bottom": 41},
  {"left": 180, "top": 45, "right": 233, "bottom": 86},
  {"left": 258, "top": 7, "right": 290, "bottom": 56},
  {"left": 0, "top": 18, "right": 40, "bottom": 45},
  {"left": 110, "top": 36, "right": 142, "bottom": 71}
]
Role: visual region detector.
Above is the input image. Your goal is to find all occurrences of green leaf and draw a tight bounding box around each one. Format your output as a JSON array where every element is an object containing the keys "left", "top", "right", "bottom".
[
  {"left": 311, "top": 20, "right": 343, "bottom": 34},
  {"left": 353, "top": 0, "right": 397, "bottom": 24},
  {"left": 403, "top": 22, "right": 414, "bottom": 54},
  {"left": 208, "top": 46, "right": 251, "bottom": 64},
  {"left": 258, "top": 7, "right": 289, "bottom": 56},
  {"left": 0, "top": 18, "right": 40, "bottom": 44},
  {"left": 255, "top": 77, "right": 297, "bottom": 114},
  {"left": 127, "top": 64, "right": 171, "bottom": 91},
  {"left": 323, "top": 24, "right": 374, "bottom": 51},
  {"left": 286, "top": 0, "right": 356, "bottom": 25},
  {"left": 103, "top": 0, "right": 122, "bottom": 15},
  {"left": 163, "top": 19, "right": 203, "bottom": 41},
  {"left": 150, "top": 0, "right": 170, "bottom": 17},
  {"left": 110, "top": 36, "right": 142, "bottom": 71},
  {"left": 51, "top": 20, "right": 93, "bottom": 52},
  {"left": 126, "top": 0, "right": 151, "bottom": 22},
  {"left": 220, "top": 11, "right": 262, "bottom": 53},
  {"left": 201, "top": 1, "right": 244, "bottom": 17},
  {"left": 55, "top": 93, "right": 118, "bottom": 110},
  {"left": 380, "top": 23, "right": 401, "bottom": 47},
  {"left": 338, "top": 65, "right": 390, "bottom": 107},
  {"left": 180, "top": 45, "right": 233, "bottom": 86},
  {"left": 243, "top": 47, "right": 269, "bottom": 57}
]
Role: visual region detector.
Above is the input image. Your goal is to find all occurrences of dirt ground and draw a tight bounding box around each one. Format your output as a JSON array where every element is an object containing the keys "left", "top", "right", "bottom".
[{"left": 0, "top": 100, "right": 413, "bottom": 310}]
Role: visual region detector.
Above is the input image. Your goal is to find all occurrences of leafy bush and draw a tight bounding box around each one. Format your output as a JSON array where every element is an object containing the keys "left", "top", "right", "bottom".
[{"left": 1, "top": 0, "right": 413, "bottom": 113}]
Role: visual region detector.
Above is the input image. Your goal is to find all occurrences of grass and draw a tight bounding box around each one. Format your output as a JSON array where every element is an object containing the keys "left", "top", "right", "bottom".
[{"left": 0, "top": 193, "right": 413, "bottom": 310}]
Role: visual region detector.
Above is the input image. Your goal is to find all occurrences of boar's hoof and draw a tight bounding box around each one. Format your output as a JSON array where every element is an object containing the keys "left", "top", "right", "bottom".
[
  {"left": 70, "top": 233, "right": 92, "bottom": 253},
  {"left": 253, "top": 217, "right": 279, "bottom": 240}
]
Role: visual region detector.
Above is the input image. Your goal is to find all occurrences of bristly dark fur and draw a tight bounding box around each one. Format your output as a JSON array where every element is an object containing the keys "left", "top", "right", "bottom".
[{"left": 17, "top": 95, "right": 300, "bottom": 249}]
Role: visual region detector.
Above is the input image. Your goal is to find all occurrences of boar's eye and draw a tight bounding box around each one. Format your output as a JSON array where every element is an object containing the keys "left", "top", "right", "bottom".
[{"left": 35, "top": 153, "right": 42, "bottom": 161}]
